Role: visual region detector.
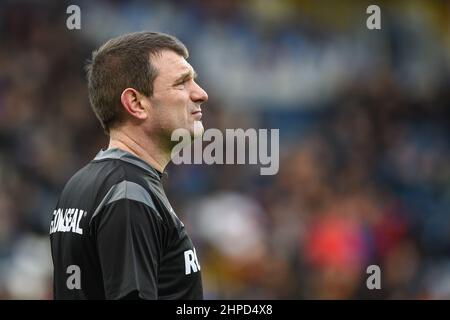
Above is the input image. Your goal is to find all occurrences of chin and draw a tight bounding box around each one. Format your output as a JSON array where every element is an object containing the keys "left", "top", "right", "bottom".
[{"left": 192, "top": 120, "right": 204, "bottom": 139}]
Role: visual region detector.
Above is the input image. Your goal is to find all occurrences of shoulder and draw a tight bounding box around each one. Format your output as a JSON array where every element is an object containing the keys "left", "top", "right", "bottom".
[
  {"left": 60, "top": 156, "right": 160, "bottom": 218},
  {"left": 86, "top": 159, "right": 165, "bottom": 235}
]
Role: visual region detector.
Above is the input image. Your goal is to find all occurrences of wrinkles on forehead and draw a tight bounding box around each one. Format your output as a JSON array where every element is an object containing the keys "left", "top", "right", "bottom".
[{"left": 150, "top": 50, "right": 194, "bottom": 91}]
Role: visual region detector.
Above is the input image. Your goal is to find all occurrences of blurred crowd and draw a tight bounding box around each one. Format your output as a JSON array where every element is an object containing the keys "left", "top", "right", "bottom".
[{"left": 0, "top": 0, "right": 449, "bottom": 299}]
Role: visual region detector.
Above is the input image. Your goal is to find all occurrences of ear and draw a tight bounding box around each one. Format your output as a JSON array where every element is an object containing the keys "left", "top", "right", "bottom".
[{"left": 120, "top": 88, "right": 149, "bottom": 120}]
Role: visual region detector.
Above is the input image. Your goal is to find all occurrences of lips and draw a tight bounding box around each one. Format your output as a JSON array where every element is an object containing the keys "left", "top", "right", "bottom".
[
  {"left": 192, "top": 111, "right": 202, "bottom": 120},
  {"left": 191, "top": 110, "right": 202, "bottom": 120}
]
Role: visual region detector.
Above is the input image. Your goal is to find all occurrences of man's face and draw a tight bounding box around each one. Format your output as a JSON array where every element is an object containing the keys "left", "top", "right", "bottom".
[{"left": 146, "top": 50, "right": 208, "bottom": 145}]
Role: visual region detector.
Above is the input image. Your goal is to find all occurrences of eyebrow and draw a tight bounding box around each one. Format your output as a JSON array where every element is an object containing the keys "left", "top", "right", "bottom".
[{"left": 173, "top": 69, "right": 198, "bottom": 84}]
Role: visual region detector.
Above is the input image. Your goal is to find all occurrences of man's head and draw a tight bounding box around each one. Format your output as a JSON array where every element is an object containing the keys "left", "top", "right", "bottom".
[{"left": 86, "top": 31, "right": 208, "bottom": 144}]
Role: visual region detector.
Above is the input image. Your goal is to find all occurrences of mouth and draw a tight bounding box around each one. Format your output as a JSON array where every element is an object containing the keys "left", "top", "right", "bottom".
[{"left": 191, "top": 110, "right": 202, "bottom": 120}]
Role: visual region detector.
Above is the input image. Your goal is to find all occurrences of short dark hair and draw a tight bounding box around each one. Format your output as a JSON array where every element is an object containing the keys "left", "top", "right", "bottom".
[{"left": 85, "top": 31, "right": 188, "bottom": 133}]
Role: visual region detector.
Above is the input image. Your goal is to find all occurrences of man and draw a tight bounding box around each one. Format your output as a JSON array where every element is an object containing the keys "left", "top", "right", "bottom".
[{"left": 50, "top": 31, "right": 208, "bottom": 299}]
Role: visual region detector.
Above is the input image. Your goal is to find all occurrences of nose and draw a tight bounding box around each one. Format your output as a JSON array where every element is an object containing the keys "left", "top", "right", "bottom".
[{"left": 191, "top": 81, "right": 208, "bottom": 104}]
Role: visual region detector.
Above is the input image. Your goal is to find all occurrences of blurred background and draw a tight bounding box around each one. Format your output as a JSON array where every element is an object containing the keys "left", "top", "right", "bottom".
[{"left": 0, "top": 0, "right": 449, "bottom": 299}]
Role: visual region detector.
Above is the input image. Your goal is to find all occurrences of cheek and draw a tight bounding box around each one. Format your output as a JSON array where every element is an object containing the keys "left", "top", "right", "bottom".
[
  {"left": 158, "top": 91, "right": 191, "bottom": 128},
  {"left": 163, "top": 103, "right": 188, "bottom": 131},
  {"left": 174, "top": 96, "right": 190, "bottom": 120}
]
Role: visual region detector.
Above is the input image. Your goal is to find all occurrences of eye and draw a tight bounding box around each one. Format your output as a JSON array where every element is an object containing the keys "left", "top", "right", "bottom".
[{"left": 175, "top": 78, "right": 190, "bottom": 88}]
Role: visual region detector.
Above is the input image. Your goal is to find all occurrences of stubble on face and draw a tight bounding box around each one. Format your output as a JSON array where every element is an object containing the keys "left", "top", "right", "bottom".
[{"left": 148, "top": 50, "right": 206, "bottom": 146}]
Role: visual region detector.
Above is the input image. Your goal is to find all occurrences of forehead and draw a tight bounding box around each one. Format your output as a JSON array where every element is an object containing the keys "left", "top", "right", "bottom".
[{"left": 151, "top": 50, "right": 193, "bottom": 80}]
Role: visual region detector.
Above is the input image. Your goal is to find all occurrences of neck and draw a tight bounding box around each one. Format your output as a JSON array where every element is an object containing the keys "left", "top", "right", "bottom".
[{"left": 108, "top": 128, "right": 170, "bottom": 173}]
